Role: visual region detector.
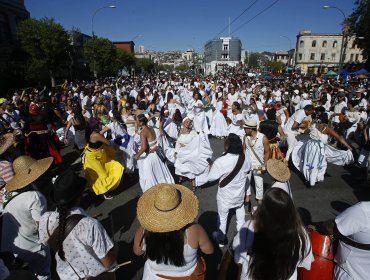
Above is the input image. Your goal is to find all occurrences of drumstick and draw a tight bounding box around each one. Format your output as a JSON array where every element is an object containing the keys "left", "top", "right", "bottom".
[{"left": 116, "top": 261, "right": 131, "bottom": 267}]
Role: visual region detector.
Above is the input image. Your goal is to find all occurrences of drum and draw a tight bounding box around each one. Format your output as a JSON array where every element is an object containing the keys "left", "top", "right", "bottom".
[{"left": 298, "top": 227, "right": 337, "bottom": 280}]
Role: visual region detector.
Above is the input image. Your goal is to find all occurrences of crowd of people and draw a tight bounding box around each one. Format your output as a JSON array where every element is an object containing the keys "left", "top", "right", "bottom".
[{"left": 0, "top": 69, "right": 369, "bottom": 279}]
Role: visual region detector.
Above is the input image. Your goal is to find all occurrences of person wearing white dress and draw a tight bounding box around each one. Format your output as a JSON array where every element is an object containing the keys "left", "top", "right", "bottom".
[
  {"left": 207, "top": 134, "right": 252, "bottom": 247},
  {"left": 292, "top": 123, "right": 353, "bottom": 187},
  {"left": 134, "top": 114, "right": 174, "bottom": 192},
  {"left": 284, "top": 105, "right": 315, "bottom": 161},
  {"left": 227, "top": 102, "right": 244, "bottom": 138},
  {"left": 210, "top": 93, "right": 228, "bottom": 138},
  {"left": 173, "top": 115, "right": 213, "bottom": 190},
  {"left": 191, "top": 91, "right": 209, "bottom": 134},
  {"left": 233, "top": 188, "right": 313, "bottom": 280}
]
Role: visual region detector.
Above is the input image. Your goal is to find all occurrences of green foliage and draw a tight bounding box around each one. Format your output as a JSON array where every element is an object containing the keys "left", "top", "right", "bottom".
[
  {"left": 136, "top": 58, "right": 156, "bottom": 72},
  {"left": 17, "top": 18, "right": 70, "bottom": 86},
  {"left": 116, "top": 48, "right": 135, "bottom": 70},
  {"left": 247, "top": 53, "right": 270, "bottom": 69},
  {"left": 175, "top": 64, "right": 190, "bottom": 71},
  {"left": 347, "top": 0, "right": 370, "bottom": 68},
  {"left": 84, "top": 37, "right": 118, "bottom": 77},
  {"left": 269, "top": 61, "right": 284, "bottom": 72}
]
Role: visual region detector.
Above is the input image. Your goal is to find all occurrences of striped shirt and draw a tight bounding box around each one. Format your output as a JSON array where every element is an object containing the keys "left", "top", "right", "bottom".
[{"left": 0, "top": 160, "right": 14, "bottom": 204}]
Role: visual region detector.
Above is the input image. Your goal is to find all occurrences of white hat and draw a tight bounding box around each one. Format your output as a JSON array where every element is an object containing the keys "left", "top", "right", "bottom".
[
  {"left": 293, "top": 89, "right": 299, "bottom": 94},
  {"left": 243, "top": 119, "right": 257, "bottom": 128}
]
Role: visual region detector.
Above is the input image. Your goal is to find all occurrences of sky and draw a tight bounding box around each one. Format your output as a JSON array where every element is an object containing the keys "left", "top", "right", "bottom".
[{"left": 24, "top": 0, "right": 356, "bottom": 52}]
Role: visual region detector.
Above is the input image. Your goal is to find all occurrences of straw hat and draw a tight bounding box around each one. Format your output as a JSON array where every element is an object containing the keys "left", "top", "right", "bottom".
[
  {"left": 0, "top": 133, "right": 14, "bottom": 155},
  {"left": 243, "top": 119, "right": 257, "bottom": 128},
  {"left": 137, "top": 183, "right": 199, "bottom": 233},
  {"left": 266, "top": 159, "right": 291, "bottom": 182},
  {"left": 6, "top": 156, "right": 53, "bottom": 192}
]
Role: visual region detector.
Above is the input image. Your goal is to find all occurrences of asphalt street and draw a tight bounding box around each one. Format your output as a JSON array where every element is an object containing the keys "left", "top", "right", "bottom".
[{"left": 57, "top": 137, "right": 369, "bottom": 280}]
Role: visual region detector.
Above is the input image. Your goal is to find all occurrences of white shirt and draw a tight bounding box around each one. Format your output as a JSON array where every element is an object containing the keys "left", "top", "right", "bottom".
[
  {"left": 334, "top": 202, "right": 370, "bottom": 280},
  {"left": 333, "top": 101, "right": 347, "bottom": 123},
  {"left": 207, "top": 153, "right": 251, "bottom": 208},
  {"left": 1, "top": 188, "right": 46, "bottom": 253},
  {"left": 39, "top": 207, "right": 114, "bottom": 280},
  {"left": 233, "top": 221, "right": 313, "bottom": 280},
  {"left": 285, "top": 109, "right": 306, "bottom": 133}
]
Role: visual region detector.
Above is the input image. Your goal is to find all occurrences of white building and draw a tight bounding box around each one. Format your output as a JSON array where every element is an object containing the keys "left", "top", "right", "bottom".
[
  {"left": 204, "top": 37, "right": 242, "bottom": 75},
  {"left": 295, "top": 30, "right": 365, "bottom": 74},
  {"left": 182, "top": 49, "right": 194, "bottom": 61}
]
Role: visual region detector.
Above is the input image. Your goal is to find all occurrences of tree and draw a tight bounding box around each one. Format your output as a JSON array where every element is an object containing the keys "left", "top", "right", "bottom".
[
  {"left": 269, "top": 61, "right": 284, "bottom": 72},
  {"left": 347, "top": 0, "right": 370, "bottom": 68},
  {"left": 17, "top": 18, "right": 70, "bottom": 87},
  {"left": 84, "top": 37, "right": 118, "bottom": 77},
  {"left": 136, "top": 58, "right": 156, "bottom": 73},
  {"left": 116, "top": 48, "right": 135, "bottom": 72}
]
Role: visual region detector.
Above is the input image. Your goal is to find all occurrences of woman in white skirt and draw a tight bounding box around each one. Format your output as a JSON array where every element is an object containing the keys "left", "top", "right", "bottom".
[
  {"left": 210, "top": 92, "right": 228, "bottom": 138},
  {"left": 292, "top": 123, "right": 353, "bottom": 187},
  {"left": 134, "top": 114, "right": 174, "bottom": 192}
]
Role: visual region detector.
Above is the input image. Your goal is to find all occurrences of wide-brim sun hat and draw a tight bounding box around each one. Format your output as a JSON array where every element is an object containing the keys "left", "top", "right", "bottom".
[
  {"left": 6, "top": 156, "right": 53, "bottom": 192},
  {"left": 137, "top": 183, "right": 199, "bottom": 233},
  {"left": 0, "top": 133, "right": 14, "bottom": 155},
  {"left": 267, "top": 159, "right": 291, "bottom": 182}
]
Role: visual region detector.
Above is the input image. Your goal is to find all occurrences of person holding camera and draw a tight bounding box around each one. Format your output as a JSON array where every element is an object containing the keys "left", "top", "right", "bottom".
[{"left": 243, "top": 119, "right": 270, "bottom": 210}]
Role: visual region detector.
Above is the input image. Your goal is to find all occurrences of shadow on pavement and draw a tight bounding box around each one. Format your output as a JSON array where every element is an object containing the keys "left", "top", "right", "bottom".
[
  {"left": 297, "top": 207, "right": 312, "bottom": 226},
  {"left": 330, "top": 200, "right": 352, "bottom": 213},
  {"left": 115, "top": 240, "right": 145, "bottom": 280},
  {"left": 341, "top": 173, "right": 370, "bottom": 202},
  {"left": 197, "top": 211, "right": 223, "bottom": 280}
]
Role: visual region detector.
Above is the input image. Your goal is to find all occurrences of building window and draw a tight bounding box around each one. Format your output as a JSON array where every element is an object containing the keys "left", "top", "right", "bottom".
[
  {"left": 299, "top": 40, "right": 304, "bottom": 48},
  {"left": 350, "top": 54, "right": 354, "bottom": 61},
  {"left": 343, "top": 53, "right": 346, "bottom": 61},
  {"left": 355, "top": 54, "right": 359, "bottom": 61},
  {"left": 0, "top": 13, "right": 11, "bottom": 44},
  {"left": 333, "top": 41, "right": 337, "bottom": 48},
  {"left": 320, "top": 53, "right": 325, "bottom": 61},
  {"left": 351, "top": 42, "right": 356, "bottom": 49},
  {"left": 221, "top": 54, "right": 229, "bottom": 59},
  {"left": 298, "top": 53, "right": 302, "bottom": 60},
  {"left": 223, "top": 44, "right": 229, "bottom": 51},
  {"left": 322, "top": 41, "right": 327, "bottom": 47},
  {"left": 312, "top": 40, "right": 316, "bottom": 47},
  {"left": 310, "top": 53, "right": 315, "bottom": 60},
  {"left": 331, "top": 53, "right": 336, "bottom": 61}
]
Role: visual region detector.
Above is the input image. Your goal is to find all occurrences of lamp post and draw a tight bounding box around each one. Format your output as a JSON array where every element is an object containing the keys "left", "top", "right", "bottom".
[
  {"left": 280, "top": 35, "right": 292, "bottom": 68},
  {"left": 323, "top": 5, "right": 346, "bottom": 80},
  {"left": 91, "top": 5, "right": 116, "bottom": 77}
]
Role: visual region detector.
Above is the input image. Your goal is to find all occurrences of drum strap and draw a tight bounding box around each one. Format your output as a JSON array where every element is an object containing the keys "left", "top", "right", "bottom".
[{"left": 336, "top": 231, "right": 370, "bottom": 251}]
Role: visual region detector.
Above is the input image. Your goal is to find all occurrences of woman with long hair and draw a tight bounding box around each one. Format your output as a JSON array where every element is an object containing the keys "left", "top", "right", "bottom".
[
  {"left": 39, "top": 169, "right": 117, "bottom": 279},
  {"left": 83, "top": 121, "right": 124, "bottom": 199},
  {"left": 133, "top": 183, "right": 214, "bottom": 280},
  {"left": 134, "top": 114, "right": 174, "bottom": 192},
  {"left": 63, "top": 102, "right": 88, "bottom": 151},
  {"left": 233, "top": 188, "right": 314, "bottom": 280},
  {"left": 207, "top": 133, "right": 251, "bottom": 247}
]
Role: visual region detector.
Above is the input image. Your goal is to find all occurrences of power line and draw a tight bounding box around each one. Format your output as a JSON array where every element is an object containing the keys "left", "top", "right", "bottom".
[
  {"left": 213, "top": 0, "right": 259, "bottom": 39},
  {"left": 230, "top": 0, "right": 281, "bottom": 35}
]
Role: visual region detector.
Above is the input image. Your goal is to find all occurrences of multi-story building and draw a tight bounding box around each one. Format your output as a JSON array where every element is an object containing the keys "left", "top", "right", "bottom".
[
  {"left": 204, "top": 37, "right": 242, "bottom": 74},
  {"left": 294, "top": 30, "right": 365, "bottom": 74},
  {"left": 113, "top": 41, "right": 135, "bottom": 54},
  {"left": 0, "top": 0, "right": 29, "bottom": 45}
]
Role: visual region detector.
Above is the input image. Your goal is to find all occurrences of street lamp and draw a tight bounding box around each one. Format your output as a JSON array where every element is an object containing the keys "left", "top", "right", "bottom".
[
  {"left": 280, "top": 35, "right": 292, "bottom": 67},
  {"left": 91, "top": 5, "right": 116, "bottom": 38},
  {"left": 323, "top": 5, "right": 346, "bottom": 80},
  {"left": 91, "top": 5, "right": 116, "bottom": 77}
]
